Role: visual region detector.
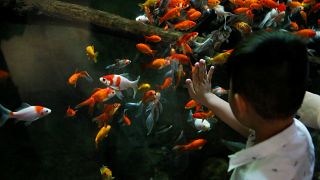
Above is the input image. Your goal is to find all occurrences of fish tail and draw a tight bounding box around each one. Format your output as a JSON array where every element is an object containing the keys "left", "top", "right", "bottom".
[
  {"left": 94, "top": 52, "right": 99, "bottom": 63},
  {"left": 138, "top": 3, "right": 144, "bottom": 10},
  {"left": 0, "top": 104, "right": 11, "bottom": 127},
  {"left": 132, "top": 76, "right": 140, "bottom": 99},
  {"left": 75, "top": 98, "right": 95, "bottom": 110},
  {"left": 172, "top": 145, "right": 186, "bottom": 152},
  {"left": 83, "top": 71, "right": 93, "bottom": 82},
  {"left": 105, "top": 64, "right": 115, "bottom": 70}
]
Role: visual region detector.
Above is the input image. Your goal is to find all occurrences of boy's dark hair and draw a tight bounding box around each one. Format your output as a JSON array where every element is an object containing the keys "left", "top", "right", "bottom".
[{"left": 226, "top": 31, "right": 309, "bottom": 119}]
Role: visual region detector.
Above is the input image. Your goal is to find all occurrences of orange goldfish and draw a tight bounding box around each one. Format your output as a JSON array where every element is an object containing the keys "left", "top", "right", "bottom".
[
  {"left": 159, "top": 7, "right": 181, "bottom": 24},
  {"left": 293, "top": 29, "right": 316, "bottom": 38},
  {"left": 156, "top": 77, "right": 173, "bottom": 91},
  {"left": 300, "top": 10, "right": 307, "bottom": 24},
  {"left": 144, "top": 58, "right": 170, "bottom": 70},
  {"left": 173, "top": 64, "right": 185, "bottom": 89},
  {"left": 173, "top": 139, "right": 208, "bottom": 152},
  {"left": 208, "top": 0, "right": 221, "bottom": 8},
  {"left": 136, "top": 43, "right": 157, "bottom": 56},
  {"left": 187, "top": 8, "right": 197, "bottom": 16},
  {"left": 142, "top": 90, "right": 157, "bottom": 104},
  {"left": 167, "top": 0, "right": 189, "bottom": 8},
  {"left": 95, "top": 125, "right": 111, "bottom": 148},
  {"left": 65, "top": 106, "right": 77, "bottom": 118},
  {"left": 182, "top": 43, "right": 193, "bottom": 54},
  {"left": 121, "top": 110, "right": 132, "bottom": 126},
  {"left": 144, "top": 35, "right": 161, "bottom": 42},
  {"left": 176, "top": 32, "right": 198, "bottom": 46},
  {"left": 234, "top": 22, "right": 251, "bottom": 33},
  {"left": 68, "top": 70, "right": 92, "bottom": 87},
  {"left": 75, "top": 88, "right": 116, "bottom": 115},
  {"left": 250, "top": 3, "right": 263, "bottom": 10},
  {"left": 288, "top": 1, "right": 302, "bottom": 9},
  {"left": 86, "top": 45, "right": 98, "bottom": 63},
  {"left": 93, "top": 103, "right": 121, "bottom": 127},
  {"left": 229, "top": 0, "right": 244, "bottom": 6},
  {"left": 277, "top": 3, "right": 286, "bottom": 12},
  {"left": 0, "top": 70, "right": 9, "bottom": 81},
  {"left": 174, "top": 20, "right": 197, "bottom": 30},
  {"left": 261, "top": 0, "right": 279, "bottom": 9},
  {"left": 185, "top": 99, "right": 202, "bottom": 110},
  {"left": 233, "top": 7, "right": 250, "bottom": 14},
  {"left": 167, "top": 54, "right": 191, "bottom": 65},
  {"left": 188, "top": 11, "right": 202, "bottom": 21},
  {"left": 290, "top": 22, "right": 299, "bottom": 31},
  {"left": 192, "top": 110, "right": 214, "bottom": 119}
]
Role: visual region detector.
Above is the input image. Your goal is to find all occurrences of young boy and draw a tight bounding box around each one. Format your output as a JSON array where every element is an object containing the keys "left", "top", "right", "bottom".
[{"left": 186, "top": 32, "right": 315, "bottom": 179}]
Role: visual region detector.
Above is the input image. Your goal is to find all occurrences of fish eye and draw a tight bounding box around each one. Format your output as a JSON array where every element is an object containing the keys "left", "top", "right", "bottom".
[{"left": 102, "top": 78, "right": 106, "bottom": 82}]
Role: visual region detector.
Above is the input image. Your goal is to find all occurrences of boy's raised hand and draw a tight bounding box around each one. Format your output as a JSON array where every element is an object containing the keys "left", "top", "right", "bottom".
[{"left": 186, "top": 59, "right": 215, "bottom": 107}]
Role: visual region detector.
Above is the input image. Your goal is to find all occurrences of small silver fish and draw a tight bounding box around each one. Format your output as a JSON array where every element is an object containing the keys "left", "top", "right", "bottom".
[{"left": 105, "top": 59, "right": 131, "bottom": 70}]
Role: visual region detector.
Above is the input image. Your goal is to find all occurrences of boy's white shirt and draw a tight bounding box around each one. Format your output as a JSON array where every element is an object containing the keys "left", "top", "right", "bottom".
[{"left": 228, "top": 118, "right": 315, "bottom": 180}]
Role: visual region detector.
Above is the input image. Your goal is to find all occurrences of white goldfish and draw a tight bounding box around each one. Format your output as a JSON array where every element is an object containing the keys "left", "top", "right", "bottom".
[{"left": 0, "top": 103, "right": 51, "bottom": 127}]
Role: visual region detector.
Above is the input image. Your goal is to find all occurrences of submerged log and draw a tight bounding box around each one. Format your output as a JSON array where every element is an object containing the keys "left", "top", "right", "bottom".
[{"left": 1, "top": 0, "right": 183, "bottom": 43}]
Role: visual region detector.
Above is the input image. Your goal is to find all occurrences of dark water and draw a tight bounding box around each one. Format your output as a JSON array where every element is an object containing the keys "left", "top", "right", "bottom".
[{"left": 1, "top": 0, "right": 320, "bottom": 180}]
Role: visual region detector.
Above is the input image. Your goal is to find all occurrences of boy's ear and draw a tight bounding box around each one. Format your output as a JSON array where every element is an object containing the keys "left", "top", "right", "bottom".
[{"left": 234, "top": 93, "right": 249, "bottom": 115}]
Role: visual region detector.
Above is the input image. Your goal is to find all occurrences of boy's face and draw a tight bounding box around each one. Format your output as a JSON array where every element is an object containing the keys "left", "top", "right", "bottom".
[{"left": 228, "top": 80, "right": 252, "bottom": 128}]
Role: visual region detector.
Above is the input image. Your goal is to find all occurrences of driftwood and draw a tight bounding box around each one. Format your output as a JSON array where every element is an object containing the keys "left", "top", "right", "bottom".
[{"left": 1, "top": 0, "right": 183, "bottom": 43}]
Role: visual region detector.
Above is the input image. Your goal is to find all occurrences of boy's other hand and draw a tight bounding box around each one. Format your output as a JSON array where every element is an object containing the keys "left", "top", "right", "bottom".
[{"left": 186, "top": 59, "right": 215, "bottom": 107}]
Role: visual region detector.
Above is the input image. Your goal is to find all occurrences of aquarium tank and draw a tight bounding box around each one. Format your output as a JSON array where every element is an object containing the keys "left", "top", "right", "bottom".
[{"left": 0, "top": 0, "right": 320, "bottom": 179}]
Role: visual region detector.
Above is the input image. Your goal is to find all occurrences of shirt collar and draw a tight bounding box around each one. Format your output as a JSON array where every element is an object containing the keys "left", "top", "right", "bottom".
[{"left": 228, "top": 119, "right": 298, "bottom": 172}]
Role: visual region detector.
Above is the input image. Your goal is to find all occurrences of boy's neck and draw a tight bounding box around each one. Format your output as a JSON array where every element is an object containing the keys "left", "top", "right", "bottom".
[{"left": 251, "top": 116, "right": 294, "bottom": 144}]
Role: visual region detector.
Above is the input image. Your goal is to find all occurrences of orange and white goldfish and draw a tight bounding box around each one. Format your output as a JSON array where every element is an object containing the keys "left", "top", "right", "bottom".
[
  {"left": 68, "top": 70, "right": 92, "bottom": 87},
  {"left": 174, "top": 20, "right": 197, "bottom": 30},
  {"left": 0, "top": 103, "right": 51, "bottom": 127},
  {"left": 156, "top": 77, "right": 173, "bottom": 91},
  {"left": 173, "top": 139, "right": 208, "bottom": 151},
  {"left": 100, "top": 74, "right": 140, "bottom": 98},
  {"left": 187, "top": 110, "right": 211, "bottom": 132},
  {"left": 0, "top": 70, "right": 9, "bottom": 81},
  {"left": 159, "top": 7, "right": 182, "bottom": 24},
  {"left": 142, "top": 90, "right": 157, "bottom": 104},
  {"left": 93, "top": 103, "right": 121, "bottom": 127},
  {"left": 95, "top": 125, "right": 111, "bottom": 148},
  {"left": 86, "top": 45, "right": 98, "bottom": 63},
  {"left": 65, "top": 106, "right": 77, "bottom": 118},
  {"left": 105, "top": 59, "right": 131, "bottom": 70},
  {"left": 143, "top": 58, "right": 170, "bottom": 70},
  {"left": 138, "top": 83, "right": 151, "bottom": 91},
  {"left": 100, "top": 165, "right": 115, "bottom": 180},
  {"left": 75, "top": 88, "right": 116, "bottom": 115},
  {"left": 212, "top": 86, "right": 229, "bottom": 96},
  {"left": 136, "top": 43, "right": 157, "bottom": 56},
  {"left": 144, "top": 35, "right": 162, "bottom": 43}
]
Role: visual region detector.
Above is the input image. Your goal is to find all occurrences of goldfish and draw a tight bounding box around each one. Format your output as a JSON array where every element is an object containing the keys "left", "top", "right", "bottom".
[
  {"left": 174, "top": 20, "right": 197, "bottom": 30},
  {"left": 159, "top": 7, "right": 181, "bottom": 24},
  {"left": 142, "top": 90, "right": 157, "bottom": 104},
  {"left": 167, "top": 0, "right": 189, "bottom": 8},
  {"left": 105, "top": 59, "right": 131, "bottom": 70},
  {"left": 185, "top": 99, "right": 202, "bottom": 110},
  {"left": 99, "top": 74, "right": 140, "bottom": 98},
  {"left": 293, "top": 29, "right": 316, "bottom": 38},
  {"left": 86, "top": 45, "right": 98, "bottom": 63},
  {"left": 187, "top": 8, "right": 197, "bottom": 16},
  {"left": 156, "top": 77, "right": 173, "bottom": 91},
  {"left": 212, "top": 86, "right": 229, "bottom": 96},
  {"left": 93, "top": 103, "right": 121, "bottom": 127},
  {"left": 167, "top": 54, "right": 191, "bottom": 65},
  {"left": 138, "top": 0, "right": 157, "bottom": 9},
  {"left": 68, "top": 70, "right": 92, "bottom": 87},
  {"left": 234, "top": 22, "right": 252, "bottom": 34},
  {"left": 136, "top": 43, "right": 157, "bottom": 56},
  {"left": 308, "top": 2, "right": 320, "bottom": 14},
  {"left": 138, "top": 83, "right": 151, "bottom": 91},
  {"left": 229, "top": 0, "right": 244, "bottom": 6},
  {"left": 233, "top": 7, "right": 250, "bottom": 14},
  {"left": 100, "top": 165, "right": 115, "bottom": 180},
  {"left": 261, "top": 0, "right": 279, "bottom": 9},
  {"left": 208, "top": 0, "right": 221, "bottom": 8},
  {"left": 0, "top": 103, "right": 51, "bottom": 127},
  {"left": 75, "top": 88, "right": 116, "bottom": 115},
  {"left": 188, "top": 11, "right": 202, "bottom": 21},
  {"left": 144, "top": 35, "right": 162, "bottom": 43},
  {"left": 187, "top": 110, "right": 211, "bottom": 132},
  {"left": 250, "top": 3, "right": 263, "bottom": 10},
  {"left": 173, "top": 63, "right": 185, "bottom": 89},
  {"left": 0, "top": 70, "right": 9, "bottom": 81},
  {"left": 182, "top": 43, "right": 193, "bottom": 54},
  {"left": 290, "top": 21, "right": 299, "bottom": 31},
  {"left": 120, "top": 109, "right": 132, "bottom": 126},
  {"left": 176, "top": 32, "right": 198, "bottom": 46},
  {"left": 300, "top": 10, "right": 307, "bottom": 24},
  {"left": 65, "top": 106, "right": 77, "bottom": 118},
  {"left": 205, "top": 50, "right": 233, "bottom": 65},
  {"left": 193, "top": 110, "right": 214, "bottom": 119},
  {"left": 144, "top": 6, "right": 155, "bottom": 25},
  {"left": 173, "top": 139, "right": 207, "bottom": 151},
  {"left": 95, "top": 125, "right": 111, "bottom": 148},
  {"left": 143, "top": 58, "right": 170, "bottom": 70}
]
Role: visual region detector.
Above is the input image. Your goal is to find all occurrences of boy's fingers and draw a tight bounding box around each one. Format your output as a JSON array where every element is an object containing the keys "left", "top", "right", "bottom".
[
  {"left": 186, "top": 79, "right": 196, "bottom": 98},
  {"left": 192, "top": 62, "right": 200, "bottom": 83},
  {"left": 199, "top": 59, "right": 206, "bottom": 81},
  {"left": 207, "top": 66, "right": 215, "bottom": 83}
]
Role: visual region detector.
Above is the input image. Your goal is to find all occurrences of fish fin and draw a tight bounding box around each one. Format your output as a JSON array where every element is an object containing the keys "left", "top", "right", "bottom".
[
  {"left": 24, "top": 121, "right": 33, "bottom": 126},
  {"left": 75, "top": 98, "right": 94, "bottom": 110},
  {"left": 115, "top": 90, "right": 124, "bottom": 100},
  {"left": 0, "top": 104, "right": 11, "bottom": 127},
  {"left": 94, "top": 52, "right": 99, "bottom": 63},
  {"left": 119, "top": 73, "right": 130, "bottom": 78},
  {"left": 83, "top": 71, "right": 93, "bottom": 82},
  {"left": 132, "top": 76, "right": 140, "bottom": 99},
  {"left": 105, "top": 64, "right": 116, "bottom": 70},
  {"left": 20, "top": 103, "right": 31, "bottom": 109},
  {"left": 146, "top": 110, "right": 154, "bottom": 135}
]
